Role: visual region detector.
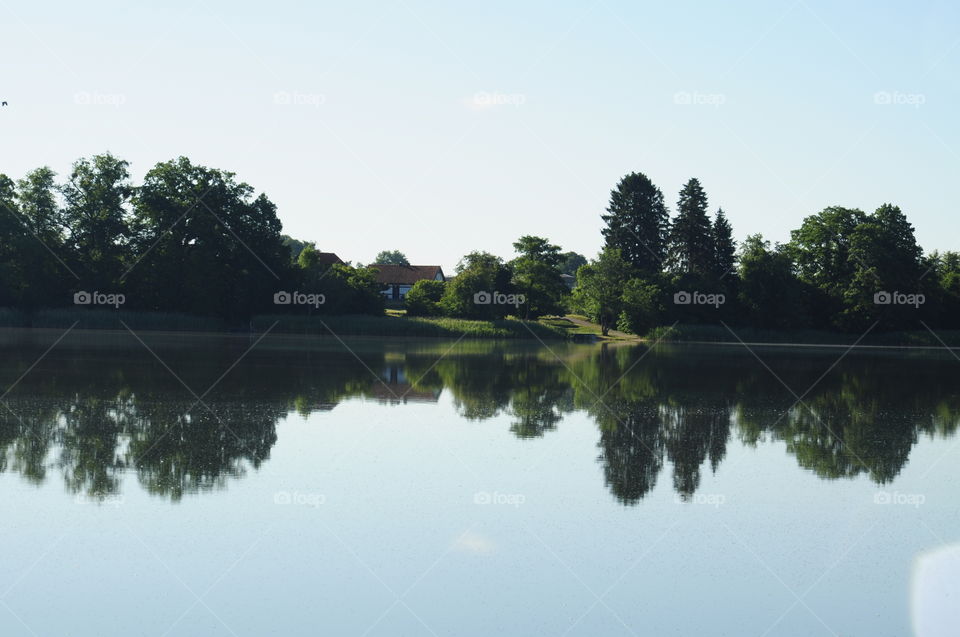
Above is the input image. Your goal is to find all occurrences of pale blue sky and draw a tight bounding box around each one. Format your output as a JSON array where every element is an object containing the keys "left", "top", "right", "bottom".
[{"left": 2, "top": 0, "right": 958, "bottom": 272}]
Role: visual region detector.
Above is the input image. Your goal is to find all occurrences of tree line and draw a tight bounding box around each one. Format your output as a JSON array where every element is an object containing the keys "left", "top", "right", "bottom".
[
  {"left": 406, "top": 170, "right": 960, "bottom": 337},
  {"left": 2, "top": 154, "right": 957, "bottom": 334},
  {"left": 573, "top": 172, "right": 960, "bottom": 335},
  {"left": 0, "top": 153, "right": 586, "bottom": 323},
  {"left": 0, "top": 153, "right": 386, "bottom": 319}
]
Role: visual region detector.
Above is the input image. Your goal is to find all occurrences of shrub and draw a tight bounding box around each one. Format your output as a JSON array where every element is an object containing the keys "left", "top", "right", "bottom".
[{"left": 405, "top": 280, "right": 445, "bottom": 316}]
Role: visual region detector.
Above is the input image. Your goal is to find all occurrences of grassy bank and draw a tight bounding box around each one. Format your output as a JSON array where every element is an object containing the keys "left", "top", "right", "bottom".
[
  {"left": 0, "top": 308, "right": 567, "bottom": 340},
  {"left": 252, "top": 314, "right": 567, "bottom": 339},
  {"left": 5, "top": 308, "right": 957, "bottom": 346}
]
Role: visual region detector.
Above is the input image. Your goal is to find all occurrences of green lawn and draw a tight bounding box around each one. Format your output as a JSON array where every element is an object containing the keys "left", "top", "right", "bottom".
[{"left": 253, "top": 313, "right": 567, "bottom": 340}]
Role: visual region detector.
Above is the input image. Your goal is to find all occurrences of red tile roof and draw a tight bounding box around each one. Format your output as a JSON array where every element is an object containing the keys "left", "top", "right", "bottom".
[{"left": 370, "top": 264, "right": 445, "bottom": 285}]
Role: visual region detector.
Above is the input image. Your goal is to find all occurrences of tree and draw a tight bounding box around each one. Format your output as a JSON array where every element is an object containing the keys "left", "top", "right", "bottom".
[
  {"left": 61, "top": 153, "right": 133, "bottom": 290},
  {"left": 405, "top": 279, "right": 445, "bottom": 316},
  {"left": 618, "top": 278, "right": 665, "bottom": 335},
  {"left": 736, "top": 234, "right": 809, "bottom": 328},
  {"left": 787, "top": 206, "right": 866, "bottom": 298},
  {"left": 0, "top": 175, "right": 25, "bottom": 306},
  {"left": 282, "top": 235, "right": 310, "bottom": 262},
  {"left": 373, "top": 250, "right": 409, "bottom": 265},
  {"left": 667, "top": 178, "right": 714, "bottom": 276},
  {"left": 572, "top": 247, "right": 630, "bottom": 336},
  {"left": 560, "top": 251, "right": 587, "bottom": 276},
  {"left": 510, "top": 235, "right": 566, "bottom": 318},
  {"left": 712, "top": 208, "right": 736, "bottom": 279},
  {"left": 15, "top": 167, "right": 70, "bottom": 308},
  {"left": 16, "top": 167, "right": 62, "bottom": 239},
  {"left": 843, "top": 204, "right": 925, "bottom": 329},
  {"left": 601, "top": 172, "right": 669, "bottom": 274},
  {"left": 934, "top": 252, "right": 960, "bottom": 326},
  {"left": 128, "top": 157, "right": 289, "bottom": 318},
  {"left": 440, "top": 251, "right": 514, "bottom": 319}
]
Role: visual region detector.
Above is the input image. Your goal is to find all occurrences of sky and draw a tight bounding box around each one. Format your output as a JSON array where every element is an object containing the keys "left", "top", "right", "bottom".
[{"left": 1, "top": 0, "right": 958, "bottom": 273}]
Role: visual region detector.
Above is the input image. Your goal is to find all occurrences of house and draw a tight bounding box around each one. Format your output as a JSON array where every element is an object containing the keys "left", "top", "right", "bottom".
[
  {"left": 371, "top": 264, "right": 445, "bottom": 301},
  {"left": 560, "top": 273, "right": 576, "bottom": 289}
]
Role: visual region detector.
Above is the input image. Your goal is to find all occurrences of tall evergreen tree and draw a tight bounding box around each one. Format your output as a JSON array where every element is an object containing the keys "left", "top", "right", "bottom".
[
  {"left": 712, "top": 208, "right": 736, "bottom": 278},
  {"left": 667, "top": 178, "right": 714, "bottom": 276},
  {"left": 600, "top": 172, "right": 669, "bottom": 274}
]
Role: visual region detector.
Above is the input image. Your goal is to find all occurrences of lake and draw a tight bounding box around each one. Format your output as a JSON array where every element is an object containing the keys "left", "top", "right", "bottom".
[{"left": 1, "top": 328, "right": 958, "bottom": 636}]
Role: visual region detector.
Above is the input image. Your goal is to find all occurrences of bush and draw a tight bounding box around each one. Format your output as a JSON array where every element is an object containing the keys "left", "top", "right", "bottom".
[{"left": 405, "top": 280, "right": 446, "bottom": 316}]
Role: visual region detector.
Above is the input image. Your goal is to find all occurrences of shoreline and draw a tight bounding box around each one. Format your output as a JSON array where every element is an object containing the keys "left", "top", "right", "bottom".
[{"left": 1, "top": 323, "right": 958, "bottom": 353}]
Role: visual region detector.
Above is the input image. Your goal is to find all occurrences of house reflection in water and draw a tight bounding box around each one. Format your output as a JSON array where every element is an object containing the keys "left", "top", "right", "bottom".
[{"left": 368, "top": 365, "right": 442, "bottom": 405}]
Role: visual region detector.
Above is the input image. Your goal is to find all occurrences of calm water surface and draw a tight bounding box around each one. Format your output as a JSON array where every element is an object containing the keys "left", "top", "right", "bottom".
[{"left": 1, "top": 329, "right": 958, "bottom": 636}]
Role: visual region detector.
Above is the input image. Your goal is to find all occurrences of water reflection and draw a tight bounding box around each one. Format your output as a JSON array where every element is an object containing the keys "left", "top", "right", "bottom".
[{"left": 1, "top": 332, "right": 958, "bottom": 504}]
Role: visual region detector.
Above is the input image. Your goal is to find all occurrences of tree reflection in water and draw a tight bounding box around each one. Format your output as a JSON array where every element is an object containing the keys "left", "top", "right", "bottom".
[{"left": 1, "top": 333, "right": 957, "bottom": 504}]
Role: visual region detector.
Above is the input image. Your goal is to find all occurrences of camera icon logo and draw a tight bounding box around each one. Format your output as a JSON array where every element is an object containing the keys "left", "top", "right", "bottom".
[
  {"left": 673, "top": 291, "right": 692, "bottom": 305},
  {"left": 473, "top": 291, "right": 492, "bottom": 305},
  {"left": 873, "top": 91, "right": 892, "bottom": 105},
  {"left": 273, "top": 291, "right": 292, "bottom": 305},
  {"left": 73, "top": 291, "right": 92, "bottom": 305},
  {"left": 873, "top": 291, "right": 892, "bottom": 305}
]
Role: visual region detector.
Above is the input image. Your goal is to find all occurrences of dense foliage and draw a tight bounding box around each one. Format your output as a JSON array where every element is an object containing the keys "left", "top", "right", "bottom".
[
  {"left": 0, "top": 154, "right": 383, "bottom": 321},
  {"left": 578, "top": 171, "right": 960, "bottom": 335},
  {"left": 2, "top": 154, "right": 957, "bottom": 335}
]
